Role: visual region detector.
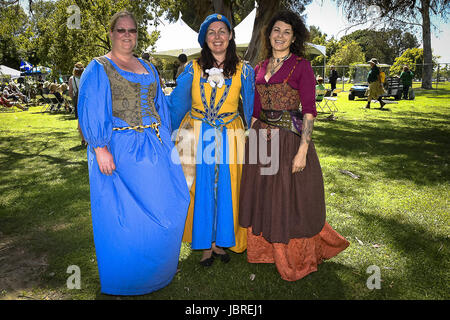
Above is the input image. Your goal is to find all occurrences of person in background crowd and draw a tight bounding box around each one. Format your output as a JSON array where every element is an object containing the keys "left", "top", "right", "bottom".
[
  {"left": 315, "top": 76, "right": 325, "bottom": 102},
  {"left": 365, "top": 58, "right": 386, "bottom": 109},
  {"left": 69, "top": 62, "right": 86, "bottom": 146},
  {"left": 329, "top": 65, "right": 338, "bottom": 94},
  {"left": 399, "top": 65, "right": 414, "bottom": 100},
  {"left": 175, "top": 53, "right": 188, "bottom": 80}
]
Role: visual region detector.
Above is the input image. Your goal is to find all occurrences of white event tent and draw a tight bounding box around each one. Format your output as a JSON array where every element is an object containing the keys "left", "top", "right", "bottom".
[
  {"left": 0, "top": 65, "right": 21, "bottom": 78},
  {"left": 147, "top": 14, "right": 201, "bottom": 61}
]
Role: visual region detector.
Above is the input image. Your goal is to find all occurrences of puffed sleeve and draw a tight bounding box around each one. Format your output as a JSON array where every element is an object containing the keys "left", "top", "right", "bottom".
[
  {"left": 150, "top": 63, "right": 172, "bottom": 133},
  {"left": 78, "top": 59, "right": 113, "bottom": 148},
  {"left": 240, "top": 62, "right": 255, "bottom": 129},
  {"left": 167, "top": 61, "right": 194, "bottom": 130},
  {"left": 296, "top": 59, "right": 317, "bottom": 117}
]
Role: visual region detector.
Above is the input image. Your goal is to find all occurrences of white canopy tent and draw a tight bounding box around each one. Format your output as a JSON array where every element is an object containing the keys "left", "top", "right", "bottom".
[
  {"left": 147, "top": 14, "right": 200, "bottom": 61},
  {"left": 149, "top": 8, "right": 326, "bottom": 62},
  {"left": 0, "top": 65, "right": 21, "bottom": 78}
]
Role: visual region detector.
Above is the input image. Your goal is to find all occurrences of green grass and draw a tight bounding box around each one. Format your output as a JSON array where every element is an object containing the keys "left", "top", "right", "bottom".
[{"left": 0, "top": 84, "right": 449, "bottom": 300}]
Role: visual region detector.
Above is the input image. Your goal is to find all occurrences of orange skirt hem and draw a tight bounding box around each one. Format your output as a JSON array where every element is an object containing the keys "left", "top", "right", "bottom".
[{"left": 247, "top": 222, "right": 350, "bottom": 281}]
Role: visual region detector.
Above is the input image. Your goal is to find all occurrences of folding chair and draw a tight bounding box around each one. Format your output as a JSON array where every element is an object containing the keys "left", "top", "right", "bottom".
[
  {"left": 315, "top": 89, "right": 327, "bottom": 113},
  {"left": 41, "top": 94, "right": 53, "bottom": 112},
  {"left": 35, "top": 94, "right": 45, "bottom": 105},
  {"left": 323, "top": 89, "right": 342, "bottom": 113},
  {"left": 62, "top": 94, "right": 73, "bottom": 113},
  {"left": 47, "top": 93, "right": 64, "bottom": 112}
]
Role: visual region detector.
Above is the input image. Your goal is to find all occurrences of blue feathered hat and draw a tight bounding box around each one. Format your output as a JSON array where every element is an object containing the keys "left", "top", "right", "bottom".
[{"left": 198, "top": 13, "right": 232, "bottom": 47}]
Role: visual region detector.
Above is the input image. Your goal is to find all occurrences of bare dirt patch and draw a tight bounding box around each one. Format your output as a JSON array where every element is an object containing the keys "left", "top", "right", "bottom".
[{"left": 0, "top": 235, "right": 51, "bottom": 300}]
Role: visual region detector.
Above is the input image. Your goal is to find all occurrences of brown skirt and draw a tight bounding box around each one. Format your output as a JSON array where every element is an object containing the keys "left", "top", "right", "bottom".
[
  {"left": 239, "top": 119, "right": 326, "bottom": 243},
  {"left": 239, "top": 120, "right": 349, "bottom": 281}
]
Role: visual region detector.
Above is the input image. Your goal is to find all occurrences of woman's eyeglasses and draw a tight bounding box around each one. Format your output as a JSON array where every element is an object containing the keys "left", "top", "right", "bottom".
[{"left": 115, "top": 28, "right": 137, "bottom": 34}]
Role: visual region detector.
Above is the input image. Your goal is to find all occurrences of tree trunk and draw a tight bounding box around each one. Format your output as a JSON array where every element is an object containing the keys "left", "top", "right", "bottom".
[
  {"left": 244, "top": 0, "right": 282, "bottom": 67},
  {"left": 421, "top": 0, "right": 433, "bottom": 89},
  {"left": 212, "top": 0, "right": 233, "bottom": 24}
]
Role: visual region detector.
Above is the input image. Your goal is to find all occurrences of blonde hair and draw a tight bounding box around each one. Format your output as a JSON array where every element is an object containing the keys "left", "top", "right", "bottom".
[
  {"left": 49, "top": 83, "right": 58, "bottom": 92},
  {"left": 109, "top": 10, "right": 139, "bottom": 51},
  {"left": 109, "top": 10, "right": 137, "bottom": 32},
  {"left": 59, "top": 83, "right": 68, "bottom": 92}
]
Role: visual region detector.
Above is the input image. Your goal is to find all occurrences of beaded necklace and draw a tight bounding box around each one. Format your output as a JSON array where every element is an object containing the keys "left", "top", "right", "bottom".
[{"left": 268, "top": 53, "right": 291, "bottom": 76}]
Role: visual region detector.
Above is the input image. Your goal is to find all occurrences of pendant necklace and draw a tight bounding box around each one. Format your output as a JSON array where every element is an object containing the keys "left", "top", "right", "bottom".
[
  {"left": 214, "top": 60, "right": 225, "bottom": 69},
  {"left": 269, "top": 53, "right": 291, "bottom": 75}
]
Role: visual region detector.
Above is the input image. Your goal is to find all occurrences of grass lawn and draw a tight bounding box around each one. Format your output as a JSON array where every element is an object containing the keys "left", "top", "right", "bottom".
[{"left": 0, "top": 84, "right": 449, "bottom": 301}]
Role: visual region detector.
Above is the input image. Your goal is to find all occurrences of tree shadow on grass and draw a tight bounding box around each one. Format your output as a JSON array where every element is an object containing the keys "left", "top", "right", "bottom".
[
  {"left": 354, "top": 210, "right": 449, "bottom": 299},
  {"left": 0, "top": 146, "right": 92, "bottom": 299},
  {"left": 0, "top": 128, "right": 91, "bottom": 283},
  {"left": 314, "top": 114, "right": 450, "bottom": 185}
]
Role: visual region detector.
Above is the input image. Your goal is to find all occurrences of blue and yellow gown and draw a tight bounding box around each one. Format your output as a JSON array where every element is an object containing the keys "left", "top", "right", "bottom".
[{"left": 168, "top": 60, "right": 254, "bottom": 253}]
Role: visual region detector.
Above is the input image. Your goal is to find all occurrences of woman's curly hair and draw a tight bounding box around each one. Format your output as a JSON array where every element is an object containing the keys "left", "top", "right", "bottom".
[{"left": 263, "top": 10, "right": 310, "bottom": 59}]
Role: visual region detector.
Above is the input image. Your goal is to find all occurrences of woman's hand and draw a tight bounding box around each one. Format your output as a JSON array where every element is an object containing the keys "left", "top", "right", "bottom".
[
  {"left": 292, "top": 113, "right": 315, "bottom": 174},
  {"left": 94, "top": 146, "right": 116, "bottom": 175},
  {"left": 292, "top": 149, "right": 307, "bottom": 173}
]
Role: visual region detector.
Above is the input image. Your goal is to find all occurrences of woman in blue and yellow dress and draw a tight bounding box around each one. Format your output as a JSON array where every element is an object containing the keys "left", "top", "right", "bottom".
[
  {"left": 78, "top": 10, "right": 189, "bottom": 295},
  {"left": 168, "top": 13, "right": 254, "bottom": 266}
]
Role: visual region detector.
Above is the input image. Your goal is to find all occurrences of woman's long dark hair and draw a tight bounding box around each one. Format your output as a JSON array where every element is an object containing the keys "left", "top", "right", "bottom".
[
  {"left": 198, "top": 29, "right": 240, "bottom": 78},
  {"left": 263, "top": 10, "right": 310, "bottom": 59}
]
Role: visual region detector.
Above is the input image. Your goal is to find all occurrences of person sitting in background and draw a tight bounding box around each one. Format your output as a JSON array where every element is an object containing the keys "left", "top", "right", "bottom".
[
  {"left": 58, "top": 83, "right": 71, "bottom": 112},
  {"left": 42, "top": 81, "right": 50, "bottom": 94},
  {"left": 4, "top": 83, "right": 28, "bottom": 104},
  {"left": 36, "top": 82, "right": 44, "bottom": 95},
  {"left": 49, "top": 83, "right": 64, "bottom": 111},
  {"left": 315, "top": 76, "right": 325, "bottom": 101},
  {"left": 59, "top": 83, "right": 69, "bottom": 95},
  {"left": 0, "top": 91, "right": 27, "bottom": 111}
]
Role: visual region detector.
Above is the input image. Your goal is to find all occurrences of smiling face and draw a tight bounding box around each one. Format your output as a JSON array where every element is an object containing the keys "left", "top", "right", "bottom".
[
  {"left": 205, "top": 21, "right": 232, "bottom": 58},
  {"left": 109, "top": 16, "right": 138, "bottom": 54},
  {"left": 269, "top": 20, "right": 295, "bottom": 56}
]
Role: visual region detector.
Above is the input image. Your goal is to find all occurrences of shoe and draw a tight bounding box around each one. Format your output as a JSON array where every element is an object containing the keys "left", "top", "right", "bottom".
[
  {"left": 365, "top": 104, "right": 370, "bottom": 109},
  {"left": 199, "top": 254, "right": 215, "bottom": 267},
  {"left": 213, "top": 250, "right": 231, "bottom": 263}
]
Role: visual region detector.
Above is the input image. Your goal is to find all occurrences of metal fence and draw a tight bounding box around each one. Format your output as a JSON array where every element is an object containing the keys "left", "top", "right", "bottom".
[{"left": 312, "top": 63, "right": 450, "bottom": 91}]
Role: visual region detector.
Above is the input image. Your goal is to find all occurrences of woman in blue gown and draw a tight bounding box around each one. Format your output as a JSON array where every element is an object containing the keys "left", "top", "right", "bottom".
[{"left": 78, "top": 10, "right": 189, "bottom": 296}]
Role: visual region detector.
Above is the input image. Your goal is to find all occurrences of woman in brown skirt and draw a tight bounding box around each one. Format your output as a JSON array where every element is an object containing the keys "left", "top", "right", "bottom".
[{"left": 239, "top": 10, "right": 350, "bottom": 281}]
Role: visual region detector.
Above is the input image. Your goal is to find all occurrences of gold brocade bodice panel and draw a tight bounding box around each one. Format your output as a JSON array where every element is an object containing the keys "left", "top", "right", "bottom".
[
  {"left": 95, "top": 56, "right": 160, "bottom": 130},
  {"left": 191, "top": 60, "right": 242, "bottom": 119}
]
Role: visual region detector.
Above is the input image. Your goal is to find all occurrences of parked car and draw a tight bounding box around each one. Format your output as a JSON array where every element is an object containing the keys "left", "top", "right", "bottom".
[{"left": 348, "top": 64, "right": 403, "bottom": 100}]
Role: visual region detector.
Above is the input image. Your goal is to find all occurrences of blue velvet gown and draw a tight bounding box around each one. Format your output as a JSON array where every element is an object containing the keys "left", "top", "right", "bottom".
[{"left": 78, "top": 57, "right": 190, "bottom": 295}]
